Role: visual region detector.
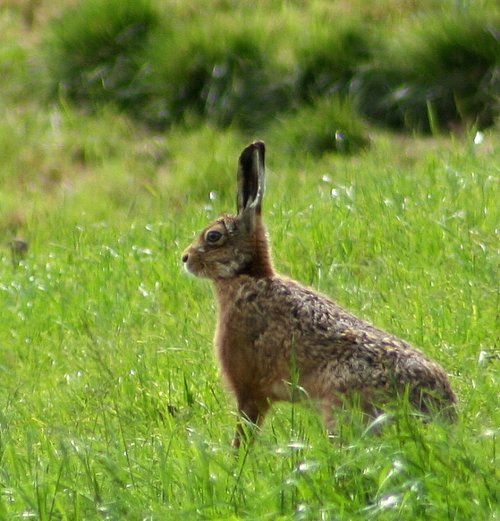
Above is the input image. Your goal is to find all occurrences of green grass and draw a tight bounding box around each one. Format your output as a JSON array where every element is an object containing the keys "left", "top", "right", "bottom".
[
  {"left": 0, "top": 1, "right": 499, "bottom": 520},
  {"left": 0, "top": 129, "right": 497, "bottom": 520}
]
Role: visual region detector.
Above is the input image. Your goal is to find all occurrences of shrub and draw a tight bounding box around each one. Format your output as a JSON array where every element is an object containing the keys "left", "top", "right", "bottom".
[
  {"left": 45, "top": 0, "right": 160, "bottom": 109},
  {"left": 44, "top": 3, "right": 293, "bottom": 131},
  {"left": 355, "top": 12, "right": 500, "bottom": 132},
  {"left": 139, "top": 18, "right": 293, "bottom": 130},
  {"left": 294, "top": 20, "right": 373, "bottom": 102},
  {"left": 268, "top": 96, "right": 370, "bottom": 157}
]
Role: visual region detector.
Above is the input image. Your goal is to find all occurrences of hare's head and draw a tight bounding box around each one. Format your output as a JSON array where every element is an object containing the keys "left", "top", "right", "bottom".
[{"left": 182, "top": 141, "right": 273, "bottom": 280}]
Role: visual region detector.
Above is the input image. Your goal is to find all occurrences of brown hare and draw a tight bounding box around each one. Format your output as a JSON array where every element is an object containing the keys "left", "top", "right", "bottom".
[{"left": 182, "top": 141, "right": 457, "bottom": 448}]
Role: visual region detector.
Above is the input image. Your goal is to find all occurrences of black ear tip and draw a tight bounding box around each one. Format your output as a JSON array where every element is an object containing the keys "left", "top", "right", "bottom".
[
  {"left": 251, "top": 141, "right": 265, "bottom": 160},
  {"left": 253, "top": 140, "right": 265, "bottom": 153},
  {"left": 239, "top": 141, "right": 265, "bottom": 164},
  {"left": 241, "top": 140, "right": 265, "bottom": 153}
]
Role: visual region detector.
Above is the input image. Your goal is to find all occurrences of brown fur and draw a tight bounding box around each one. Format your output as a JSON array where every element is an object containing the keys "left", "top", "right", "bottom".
[{"left": 182, "top": 141, "right": 457, "bottom": 447}]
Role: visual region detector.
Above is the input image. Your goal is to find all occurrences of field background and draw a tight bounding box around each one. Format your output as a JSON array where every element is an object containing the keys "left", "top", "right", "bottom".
[{"left": 0, "top": 0, "right": 498, "bottom": 519}]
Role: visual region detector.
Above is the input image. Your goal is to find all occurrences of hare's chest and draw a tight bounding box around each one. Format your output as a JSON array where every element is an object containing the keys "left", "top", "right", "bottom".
[
  {"left": 214, "top": 318, "right": 258, "bottom": 392},
  {"left": 215, "top": 307, "right": 262, "bottom": 365},
  {"left": 214, "top": 304, "right": 295, "bottom": 396}
]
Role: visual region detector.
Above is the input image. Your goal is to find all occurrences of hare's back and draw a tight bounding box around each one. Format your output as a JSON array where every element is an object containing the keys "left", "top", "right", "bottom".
[
  {"left": 237, "top": 276, "right": 381, "bottom": 339},
  {"left": 234, "top": 276, "right": 437, "bottom": 370}
]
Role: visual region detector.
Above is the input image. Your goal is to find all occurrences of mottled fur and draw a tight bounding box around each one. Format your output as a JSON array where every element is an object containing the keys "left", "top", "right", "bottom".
[{"left": 182, "top": 141, "right": 456, "bottom": 447}]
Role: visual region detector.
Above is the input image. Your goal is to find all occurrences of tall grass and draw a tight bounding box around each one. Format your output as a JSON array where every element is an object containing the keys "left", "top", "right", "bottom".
[{"left": 0, "top": 135, "right": 498, "bottom": 519}]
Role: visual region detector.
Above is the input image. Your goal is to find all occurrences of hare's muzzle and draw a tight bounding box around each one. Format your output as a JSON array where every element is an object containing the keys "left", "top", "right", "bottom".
[{"left": 181, "top": 249, "right": 198, "bottom": 275}]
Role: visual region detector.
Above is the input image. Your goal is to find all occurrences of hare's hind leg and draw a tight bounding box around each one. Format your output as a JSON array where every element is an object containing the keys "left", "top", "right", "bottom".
[
  {"left": 233, "top": 395, "right": 270, "bottom": 449},
  {"left": 319, "top": 398, "right": 341, "bottom": 438},
  {"left": 319, "top": 393, "right": 384, "bottom": 439}
]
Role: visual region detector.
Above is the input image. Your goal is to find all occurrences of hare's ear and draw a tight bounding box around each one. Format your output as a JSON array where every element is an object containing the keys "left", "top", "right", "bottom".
[{"left": 237, "top": 141, "right": 265, "bottom": 220}]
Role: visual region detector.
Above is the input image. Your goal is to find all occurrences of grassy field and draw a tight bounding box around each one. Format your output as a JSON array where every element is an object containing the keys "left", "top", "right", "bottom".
[{"left": 0, "top": 1, "right": 499, "bottom": 520}]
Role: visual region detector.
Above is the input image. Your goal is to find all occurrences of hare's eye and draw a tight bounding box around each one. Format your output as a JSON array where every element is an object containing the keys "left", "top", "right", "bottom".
[{"left": 206, "top": 230, "right": 223, "bottom": 243}]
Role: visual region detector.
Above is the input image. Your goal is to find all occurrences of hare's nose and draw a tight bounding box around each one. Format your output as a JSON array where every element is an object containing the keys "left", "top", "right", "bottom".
[{"left": 182, "top": 253, "right": 189, "bottom": 263}]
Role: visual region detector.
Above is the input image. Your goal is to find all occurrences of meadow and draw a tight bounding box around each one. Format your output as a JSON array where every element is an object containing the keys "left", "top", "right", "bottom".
[{"left": 0, "top": 0, "right": 499, "bottom": 519}]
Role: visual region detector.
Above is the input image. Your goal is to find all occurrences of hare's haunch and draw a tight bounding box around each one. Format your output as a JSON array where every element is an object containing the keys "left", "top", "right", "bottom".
[{"left": 182, "top": 141, "right": 456, "bottom": 447}]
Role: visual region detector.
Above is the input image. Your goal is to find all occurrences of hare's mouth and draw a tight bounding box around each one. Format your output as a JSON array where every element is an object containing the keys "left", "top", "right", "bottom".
[{"left": 186, "top": 264, "right": 205, "bottom": 278}]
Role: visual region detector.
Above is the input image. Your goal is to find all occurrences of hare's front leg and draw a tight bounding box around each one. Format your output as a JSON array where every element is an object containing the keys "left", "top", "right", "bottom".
[{"left": 233, "top": 395, "right": 270, "bottom": 449}]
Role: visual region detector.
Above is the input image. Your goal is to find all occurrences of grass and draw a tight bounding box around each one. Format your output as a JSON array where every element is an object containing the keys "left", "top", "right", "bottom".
[
  {"left": 0, "top": 128, "right": 497, "bottom": 520},
  {"left": 0, "top": 1, "right": 499, "bottom": 520}
]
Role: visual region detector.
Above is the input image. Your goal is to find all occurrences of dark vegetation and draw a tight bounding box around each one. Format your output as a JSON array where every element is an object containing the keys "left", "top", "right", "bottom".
[
  {"left": 355, "top": 14, "right": 500, "bottom": 132},
  {"left": 44, "top": 0, "right": 499, "bottom": 155},
  {"left": 46, "top": 0, "right": 160, "bottom": 109}
]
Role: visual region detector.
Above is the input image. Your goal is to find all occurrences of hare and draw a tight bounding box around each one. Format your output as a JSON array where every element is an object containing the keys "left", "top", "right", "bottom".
[{"left": 182, "top": 141, "right": 457, "bottom": 448}]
